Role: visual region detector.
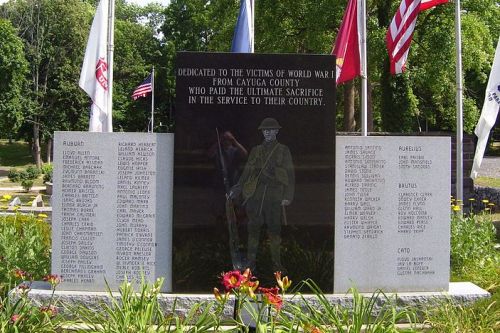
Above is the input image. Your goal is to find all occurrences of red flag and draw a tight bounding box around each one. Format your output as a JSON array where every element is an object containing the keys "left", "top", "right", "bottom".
[{"left": 332, "top": 0, "right": 360, "bottom": 85}]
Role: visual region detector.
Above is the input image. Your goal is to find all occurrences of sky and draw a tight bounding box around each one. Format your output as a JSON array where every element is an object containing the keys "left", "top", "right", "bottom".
[
  {"left": 127, "top": 0, "right": 170, "bottom": 6},
  {"left": 0, "top": 0, "right": 171, "bottom": 6}
]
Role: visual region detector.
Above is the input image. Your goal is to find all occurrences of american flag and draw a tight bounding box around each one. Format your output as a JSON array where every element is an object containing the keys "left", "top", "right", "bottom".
[
  {"left": 386, "top": 0, "right": 422, "bottom": 74},
  {"left": 131, "top": 73, "right": 152, "bottom": 100},
  {"left": 386, "top": 0, "right": 448, "bottom": 74}
]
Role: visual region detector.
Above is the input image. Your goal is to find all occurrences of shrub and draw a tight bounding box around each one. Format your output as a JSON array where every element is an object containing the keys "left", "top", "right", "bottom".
[
  {"left": 450, "top": 207, "right": 500, "bottom": 294},
  {"left": 7, "top": 168, "right": 21, "bottom": 183},
  {"left": 0, "top": 213, "right": 51, "bottom": 296},
  {"left": 25, "top": 165, "right": 41, "bottom": 180},
  {"left": 7, "top": 166, "right": 41, "bottom": 186},
  {"left": 450, "top": 212, "right": 496, "bottom": 270},
  {"left": 41, "top": 164, "right": 53, "bottom": 183},
  {"left": 21, "top": 179, "right": 34, "bottom": 192}
]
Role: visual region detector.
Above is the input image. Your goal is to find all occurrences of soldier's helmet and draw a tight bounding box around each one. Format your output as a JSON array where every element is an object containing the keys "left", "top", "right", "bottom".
[{"left": 258, "top": 118, "right": 281, "bottom": 130}]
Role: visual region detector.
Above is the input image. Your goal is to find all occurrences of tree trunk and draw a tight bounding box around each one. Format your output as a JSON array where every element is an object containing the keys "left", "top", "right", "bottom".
[
  {"left": 343, "top": 81, "right": 356, "bottom": 132},
  {"left": 46, "top": 138, "right": 52, "bottom": 164},
  {"left": 32, "top": 119, "right": 42, "bottom": 168}
]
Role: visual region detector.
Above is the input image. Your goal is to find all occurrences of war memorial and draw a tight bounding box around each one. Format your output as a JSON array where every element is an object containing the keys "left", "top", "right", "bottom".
[{"left": 28, "top": 52, "right": 489, "bottom": 314}]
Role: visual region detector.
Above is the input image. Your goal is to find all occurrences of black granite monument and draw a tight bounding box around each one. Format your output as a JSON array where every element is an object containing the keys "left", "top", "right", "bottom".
[{"left": 174, "top": 52, "right": 336, "bottom": 291}]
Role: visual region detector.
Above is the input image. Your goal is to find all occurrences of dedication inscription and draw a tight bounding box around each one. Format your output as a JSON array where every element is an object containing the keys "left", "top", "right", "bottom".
[
  {"left": 52, "top": 132, "right": 173, "bottom": 292},
  {"left": 335, "top": 136, "right": 450, "bottom": 293}
]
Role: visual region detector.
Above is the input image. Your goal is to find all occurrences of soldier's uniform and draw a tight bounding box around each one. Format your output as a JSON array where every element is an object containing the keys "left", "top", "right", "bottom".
[{"left": 234, "top": 118, "right": 295, "bottom": 270}]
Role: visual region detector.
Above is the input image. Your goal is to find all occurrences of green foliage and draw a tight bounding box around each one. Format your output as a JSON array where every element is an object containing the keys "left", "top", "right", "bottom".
[
  {"left": 8, "top": 165, "right": 41, "bottom": 186},
  {"left": 450, "top": 210, "right": 500, "bottom": 293},
  {"left": 0, "top": 0, "right": 497, "bottom": 138},
  {"left": 7, "top": 168, "right": 21, "bottom": 183},
  {"left": 25, "top": 165, "right": 41, "bottom": 179},
  {"left": 41, "top": 163, "right": 53, "bottom": 183},
  {"left": 0, "top": 19, "right": 27, "bottom": 140},
  {"left": 282, "top": 280, "right": 417, "bottom": 332},
  {"left": 0, "top": 293, "right": 60, "bottom": 333},
  {"left": 21, "top": 179, "right": 34, "bottom": 192},
  {"left": 381, "top": 72, "right": 420, "bottom": 133},
  {"left": 0, "top": 0, "right": 94, "bottom": 152},
  {"left": 0, "top": 269, "right": 62, "bottom": 332},
  {"left": 0, "top": 213, "right": 51, "bottom": 296},
  {"left": 424, "top": 294, "right": 500, "bottom": 332},
  {"left": 450, "top": 212, "right": 497, "bottom": 270},
  {"left": 72, "top": 276, "right": 223, "bottom": 332},
  {"left": 73, "top": 277, "right": 166, "bottom": 332}
]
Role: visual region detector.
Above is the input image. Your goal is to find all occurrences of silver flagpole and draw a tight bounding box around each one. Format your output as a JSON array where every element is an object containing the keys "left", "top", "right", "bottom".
[
  {"left": 151, "top": 67, "right": 155, "bottom": 133},
  {"left": 360, "top": 0, "right": 368, "bottom": 136},
  {"left": 106, "top": 0, "right": 115, "bottom": 132},
  {"left": 455, "top": 0, "right": 464, "bottom": 202},
  {"left": 251, "top": 0, "right": 255, "bottom": 53}
]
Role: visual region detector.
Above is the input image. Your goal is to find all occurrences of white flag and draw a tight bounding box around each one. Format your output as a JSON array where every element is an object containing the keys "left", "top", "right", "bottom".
[
  {"left": 471, "top": 37, "right": 500, "bottom": 179},
  {"left": 79, "top": 0, "right": 112, "bottom": 132}
]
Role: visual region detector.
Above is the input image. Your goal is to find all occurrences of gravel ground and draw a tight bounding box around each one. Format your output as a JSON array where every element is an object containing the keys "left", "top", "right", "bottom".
[{"left": 476, "top": 156, "right": 500, "bottom": 178}]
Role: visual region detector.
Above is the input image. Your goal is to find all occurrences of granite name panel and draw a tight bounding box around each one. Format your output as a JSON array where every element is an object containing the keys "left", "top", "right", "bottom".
[
  {"left": 334, "top": 136, "right": 450, "bottom": 293},
  {"left": 52, "top": 132, "right": 173, "bottom": 291}
]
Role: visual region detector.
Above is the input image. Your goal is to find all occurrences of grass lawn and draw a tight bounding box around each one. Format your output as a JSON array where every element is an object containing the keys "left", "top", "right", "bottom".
[
  {"left": 475, "top": 176, "right": 500, "bottom": 188},
  {"left": 0, "top": 140, "right": 37, "bottom": 166},
  {"left": 0, "top": 140, "right": 49, "bottom": 200}
]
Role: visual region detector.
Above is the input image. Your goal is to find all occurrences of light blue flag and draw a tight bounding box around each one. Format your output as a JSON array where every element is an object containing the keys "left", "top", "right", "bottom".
[{"left": 231, "top": 0, "right": 253, "bottom": 53}]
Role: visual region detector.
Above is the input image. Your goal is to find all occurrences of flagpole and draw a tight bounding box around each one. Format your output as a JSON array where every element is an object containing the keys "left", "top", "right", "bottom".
[
  {"left": 455, "top": 0, "right": 464, "bottom": 202},
  {"left": 151, "top": 67, "right": 155, "bottom": 133},
  {"left": 251, "top": 0, "right": 255, "bottom": 52},
  {"left": 106, "top": 0, "right": 115, "bottom": 132},
  {"left": 358, "top": 0, "right": 368, "bottom": 136}
]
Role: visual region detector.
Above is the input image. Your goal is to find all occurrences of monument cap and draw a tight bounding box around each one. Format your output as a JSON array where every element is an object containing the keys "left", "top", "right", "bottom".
[{"left": 258, "top": 118, "right": 281, "bottom": 130}]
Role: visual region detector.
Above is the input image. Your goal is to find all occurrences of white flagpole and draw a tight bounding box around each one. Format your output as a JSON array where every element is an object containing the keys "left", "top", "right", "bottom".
[
  {"left": 455, "top": 0, "right": 464, "bottom": 202},
  {"left": 359, "top": 0, "right": 368, "bottom": 136},
  {"left": 151, "top": 67, "right": 155, "bottom": 133},
  {"left": 106, "top": 0, "right": 115, "bottom": 132},
  {"left": 251, "top": 0, "right": 255, "bottom": 53}
]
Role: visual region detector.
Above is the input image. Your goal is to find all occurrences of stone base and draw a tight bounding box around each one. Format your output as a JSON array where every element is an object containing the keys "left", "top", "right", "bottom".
[{"left": 15, "top": 282, "right": 489, "bottom": 320}]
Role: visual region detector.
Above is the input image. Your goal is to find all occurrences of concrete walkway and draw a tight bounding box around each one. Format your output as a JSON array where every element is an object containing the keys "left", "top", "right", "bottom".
[
  {"left": 0, "top": 176, "right": 46, "bottom": 192},
  {"left": 0, "top": 185, "right": 46, "bottom": 192}
]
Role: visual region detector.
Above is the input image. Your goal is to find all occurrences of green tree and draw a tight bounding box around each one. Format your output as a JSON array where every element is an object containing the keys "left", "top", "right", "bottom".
[
  {"left": 111, "top": 0, "right": 167, "bottom": 132},
  {"left": 0, "top": 18, "right": 28, "bottom": 141},
  {"left": 0, "top": 0, "right": 93, "bottom": 166},
  {"left": 366, "top": 0, "right": 499, "bottom": 133}
]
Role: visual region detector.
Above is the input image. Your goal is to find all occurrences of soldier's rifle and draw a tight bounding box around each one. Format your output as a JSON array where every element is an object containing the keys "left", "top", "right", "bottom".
[{"left": 216, "top": 128, "right": 241, "bottom": 269}]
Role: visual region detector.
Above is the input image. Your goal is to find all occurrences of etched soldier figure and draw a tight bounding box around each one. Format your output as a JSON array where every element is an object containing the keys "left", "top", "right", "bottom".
[{"left": 230, "top": 118, "right": 295, "bottom": 271}]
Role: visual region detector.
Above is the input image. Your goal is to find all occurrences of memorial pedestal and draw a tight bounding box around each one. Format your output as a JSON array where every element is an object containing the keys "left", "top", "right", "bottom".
[{"left": 20, "top": 282, "right": 489, "bottom": 320}]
